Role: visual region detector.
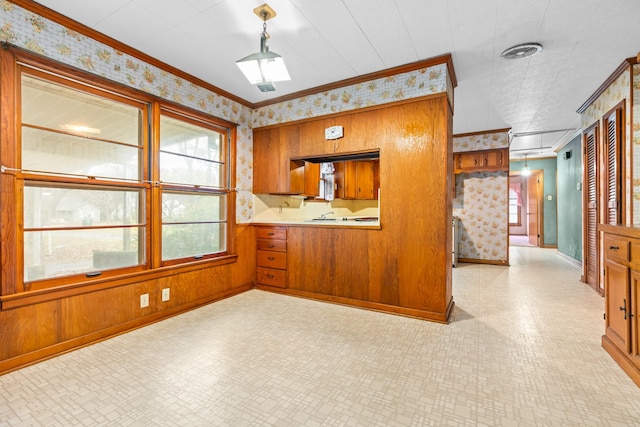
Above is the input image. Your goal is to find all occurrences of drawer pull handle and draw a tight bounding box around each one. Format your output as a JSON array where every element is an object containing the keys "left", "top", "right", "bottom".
[
  {"left": 267, "top": 274, "right": 275, "bottom": 279},
  {"left": 609, "top": 246, "right": 619, "bottom": 250},
  {"left": 268, "top": 232, "right": 275, "bottom": 236},
  {"left": 620, "top": 299, "right": 627, "bottom": 320},
  {"left": 268, "top": 256, "right": 275, "bottom": 261},
  {"left": 268, "top": 244, "right": 275, "bottom": 248}
]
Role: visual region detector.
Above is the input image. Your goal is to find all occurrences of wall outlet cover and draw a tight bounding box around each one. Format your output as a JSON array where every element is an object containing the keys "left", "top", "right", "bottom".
[
  {"left": 140, "top": 293, "right": 149, "bottom": 308},
  {"left": 161, "top": 288, "right": 170, "bottom": 302}
]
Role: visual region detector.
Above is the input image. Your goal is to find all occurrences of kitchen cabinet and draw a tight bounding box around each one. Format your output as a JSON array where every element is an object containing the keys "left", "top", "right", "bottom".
[
  {"left": 289, "top": 160, "right": 320, "bottom": 197},
  {"left": 600, "top": 225, "right": 640, "bottom": 387},
  {"left": 256, "top": 226, "right": 288, "bottom": 288},
  {"left": 253, "top": 127, "right": 288, "bottom": 194},
  {"left": 454, "top": 148, "right": 508, "bottom": 174},
  {"left": 335, "top": 160, "right": 379, "bottom": 200}
]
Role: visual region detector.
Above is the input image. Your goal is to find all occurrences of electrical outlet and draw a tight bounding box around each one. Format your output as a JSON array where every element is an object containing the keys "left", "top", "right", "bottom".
[
  {"left": 161, "top": 288, "right": 170, "bottom": 302},
  {"left": 140, "top": 293, "right": 149, "bottom": 308}
]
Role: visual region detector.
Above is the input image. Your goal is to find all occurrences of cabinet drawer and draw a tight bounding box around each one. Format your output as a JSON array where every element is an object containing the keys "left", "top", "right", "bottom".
[
  {"left": 605, "top": 236, "right": 630, "bottom": 263},
  {"left": 256, "top": 227, "right": 287, "bottom": 240},
  {"left": 256, "top": 267, "right": 287, "bottom": 288},
  {"left": 257, "top": 239, "right": 287, "bottom": 252},
  {"left": 257, "top": 250, "right": 287, "bottom": 269}
]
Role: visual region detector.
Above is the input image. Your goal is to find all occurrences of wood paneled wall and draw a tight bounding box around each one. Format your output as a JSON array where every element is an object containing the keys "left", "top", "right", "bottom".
[
  {"left": 256, "top": 97, "right": 454, "bottom": 322},
  {"left": 0, "top": 225, "right": 255, "bottom": 375}
]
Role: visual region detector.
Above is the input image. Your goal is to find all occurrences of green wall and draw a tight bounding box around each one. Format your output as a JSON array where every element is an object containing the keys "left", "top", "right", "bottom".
[
  {"left": 510, "top": 158, "right": 557, "bottom": 247},
  {"left": 556, "top": 136, "right": 582, "bottom": 261}
]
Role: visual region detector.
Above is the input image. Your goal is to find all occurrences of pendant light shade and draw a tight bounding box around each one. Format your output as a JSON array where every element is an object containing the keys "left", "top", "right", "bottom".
[{"left": 236, "top": 4, "right": 290, "bottom": 92}]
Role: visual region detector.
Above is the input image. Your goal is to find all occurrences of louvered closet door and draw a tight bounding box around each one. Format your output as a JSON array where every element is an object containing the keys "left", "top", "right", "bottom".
[
  {"left": 584, "top": 127, "right": 598, "bottom": 290},
  {"left": 605, "top": 109, "right": 622, "bottom": 225}
]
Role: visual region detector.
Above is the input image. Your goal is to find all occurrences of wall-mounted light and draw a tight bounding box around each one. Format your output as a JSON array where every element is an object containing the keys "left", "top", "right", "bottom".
[{"left": 236, "top": 3, "right": 290, "bottom": 92}]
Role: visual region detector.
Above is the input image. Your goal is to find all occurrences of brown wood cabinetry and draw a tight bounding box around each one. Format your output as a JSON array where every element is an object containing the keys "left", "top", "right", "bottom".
[
  {"left": 253, "top": 127, "right": 288, "bottom": 194},
  {"left": 290, "top": 160, "right": 320, "bottom": 197},
  {"left": 601, "top": 225, "right": 640, "bottom": 387},
  {"left": 454, "top": 148, "right": 508, "bottom": 174},
  {"left": 335, "top": 160, "right": 379, "bottom": 200},
  {"left": 256, "top": 227, "right": 288, "bottom": 288}
]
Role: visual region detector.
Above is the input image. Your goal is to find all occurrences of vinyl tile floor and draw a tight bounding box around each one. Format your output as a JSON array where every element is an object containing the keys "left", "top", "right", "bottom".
[{"left": 1, "top": 247, "right": 640, "bottom": 426}]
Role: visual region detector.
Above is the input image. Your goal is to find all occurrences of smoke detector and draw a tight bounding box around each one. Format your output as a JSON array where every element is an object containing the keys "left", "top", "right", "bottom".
[{"left": 500, "top": 43, "right": 543, "bottom": 59}]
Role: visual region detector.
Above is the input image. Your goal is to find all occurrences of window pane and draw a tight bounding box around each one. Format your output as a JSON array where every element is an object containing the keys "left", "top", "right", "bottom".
[
  {"left": 159, "top": 152, "right": 223, "bottom": 187},
  {"left": 162, "top": 192, "right": 225, "bottom": 223},
  {"left": 22, "top": 75, "right": 141, "bottom": 146},
  {"left": 24, "top": 228, "right": 144, "bottom": 281},
  {"left": 160, "top": 115, "right": 223, "bottom": 162},
  {"left": 22, "top": 127, "right": 140, "bottom": 180},
  {"left": 24, "top": 186, "right": 142, "bottom": 228},
  {"left": 162, "top": 223, "right": 226, "bottom": 260}
]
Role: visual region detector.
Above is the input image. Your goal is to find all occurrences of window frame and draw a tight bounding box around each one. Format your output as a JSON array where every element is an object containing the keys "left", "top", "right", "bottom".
[{"left": 0, "top": 46, "right": 237, "bottom": 299}]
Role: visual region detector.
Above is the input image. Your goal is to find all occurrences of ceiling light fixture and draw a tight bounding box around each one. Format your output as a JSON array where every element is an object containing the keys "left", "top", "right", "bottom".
[
  {"left": 236, "top": 3, "right": 290, "bottom": 92},
  {"left": 500, "top": 42, "right": 543, "bottom": 60},
  {"left": 521, "top": 154, "right": 531, "bottom": 176}
]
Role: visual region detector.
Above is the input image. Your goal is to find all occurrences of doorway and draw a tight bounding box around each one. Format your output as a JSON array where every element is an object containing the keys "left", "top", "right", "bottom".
[{"left": 509, "top": 171, "right": 543, "bottom": 247}]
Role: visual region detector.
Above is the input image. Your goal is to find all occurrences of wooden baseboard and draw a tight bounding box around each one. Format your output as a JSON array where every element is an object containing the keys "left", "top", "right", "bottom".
[
  {"left": 0, "top": 284, "right": 253, "bottom": 376},
  {"left": 602, "top": 334, "right": 640, "bottom": 387},
  {"left": 457, "top": 258, "right": 509, "bottom": 266},
  {"left": 255, "top": 285, "right": 452, "bottom": 324}
]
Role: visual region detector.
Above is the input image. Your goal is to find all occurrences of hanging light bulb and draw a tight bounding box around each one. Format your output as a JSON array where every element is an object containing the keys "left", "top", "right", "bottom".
[{"left": 521, "top": 154, "right": 531, "bottom": 176}]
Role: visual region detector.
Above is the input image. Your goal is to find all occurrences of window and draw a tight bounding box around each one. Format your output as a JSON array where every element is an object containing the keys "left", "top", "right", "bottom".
[
  {"left": 159, "top": 112, "right": 229, "bottom": 263},
  {"left": 508, "top": 188, "right": 520, "bottom": 225},
  {"left": 3, "top": 54, "right": 235, "bottom": 293},
  {"left": 21, "top": 72, "right": 148, "bottom": 286}
]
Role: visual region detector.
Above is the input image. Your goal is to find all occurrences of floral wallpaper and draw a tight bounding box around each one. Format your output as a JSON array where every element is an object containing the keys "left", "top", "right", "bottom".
[
  {"left": 580, "top": 67, "right": 634, "bottom": 224},
  {"left": 253, "top": 64, "right": 449, "bottom": 127},
  {"left": 453, "top": 172, "right": 508, "bottom": 263},
  {"left": 453, "top": 130, "right": 509, "bottom": 153},
  {"left": 452, "top": 130, "right": 509, "bottom": 263},
  {"left": 2, "top": 1, "right": 453, "bottom": 224}
]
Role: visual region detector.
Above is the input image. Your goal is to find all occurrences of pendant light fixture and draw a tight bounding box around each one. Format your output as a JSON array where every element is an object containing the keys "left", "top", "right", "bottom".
[
  {"left": 521, "top": 154, "right": 531, "bottom": 176},
  {"left": 236, "top": 3, "right": 290, "bottom": 92}
]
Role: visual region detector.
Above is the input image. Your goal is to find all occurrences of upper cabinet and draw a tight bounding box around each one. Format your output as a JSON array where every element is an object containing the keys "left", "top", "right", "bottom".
[
  {"left": 253, "top": 127, "right": 288, "bottom": 194},
  {"left": 454, "top": 148, "right": 509, "bottom": 174},
  {"left": 335, "top": 160, "right": 379, "bottom": 200}
]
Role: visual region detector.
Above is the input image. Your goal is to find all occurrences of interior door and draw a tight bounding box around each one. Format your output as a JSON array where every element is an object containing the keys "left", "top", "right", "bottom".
[
  {"left": 527, "top": 172, "right": 539, "bottom": 247},
  {"left": 584, "top": 126, "right": 599, "bottom": 290}
]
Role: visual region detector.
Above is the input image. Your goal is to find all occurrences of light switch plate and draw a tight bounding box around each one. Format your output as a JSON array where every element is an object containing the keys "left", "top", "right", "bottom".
[
  {"left": 140, "top": 293, "right": 149, "bottom": 308},
  {"left": 161, "top": 288, "right": 170, "bottom": 302}
]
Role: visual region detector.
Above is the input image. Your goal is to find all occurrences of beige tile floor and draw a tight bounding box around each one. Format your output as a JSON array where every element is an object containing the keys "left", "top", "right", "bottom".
[{"left": 1, "top": 247, "right": 640, "bottom": 426}]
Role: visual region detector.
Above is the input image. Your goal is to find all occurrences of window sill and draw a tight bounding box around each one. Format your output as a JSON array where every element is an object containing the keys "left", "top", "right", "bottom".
[{"left": 0, "top": 254, "right": 238, "bottom": 310}]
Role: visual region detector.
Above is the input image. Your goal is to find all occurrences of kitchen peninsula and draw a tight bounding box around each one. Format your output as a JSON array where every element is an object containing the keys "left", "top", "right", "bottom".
[{"left": 252, "top": 93, "right": 455, "bottom": 323}]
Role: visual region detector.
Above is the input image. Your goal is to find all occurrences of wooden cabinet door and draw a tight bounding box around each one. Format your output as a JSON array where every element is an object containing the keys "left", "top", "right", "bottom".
[
  {"left": 483, "top": 150, "right": 504, "bottom": 168},
  {"left": 356, "top": 160, "right": 375, "bottom": 199},
  {"left": 605, "top": 258, "right": 631, "bottom": 354},
  {"left": 253, "top": 128, "right": 289, "bottom": 193},
  {"left": 343, "top": 160, "right": 358, "bottom": 199},
  {"left": 631, "top": 270, "right": 640, "bottom": 368},
  {"left": 457, "top": 152, "right": 480, "bottom": 170}
]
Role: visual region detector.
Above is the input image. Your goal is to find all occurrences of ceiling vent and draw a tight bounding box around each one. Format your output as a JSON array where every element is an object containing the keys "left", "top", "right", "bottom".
[{"left": 500, "top": 43, "right": 543, "bottom": 59}]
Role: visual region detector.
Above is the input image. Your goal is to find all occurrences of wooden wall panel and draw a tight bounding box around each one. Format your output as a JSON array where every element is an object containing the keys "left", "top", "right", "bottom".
[
  {"left": 0, "top": 225, "right": 255, "bottom": 374},
  {"left": 267, "top": 97, "right": 453, "bottom": 322}
]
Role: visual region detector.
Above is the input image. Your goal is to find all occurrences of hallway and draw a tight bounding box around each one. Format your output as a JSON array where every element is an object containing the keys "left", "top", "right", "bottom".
[{"left": 1, "top": 247, "right": 639, "bottom": 426}]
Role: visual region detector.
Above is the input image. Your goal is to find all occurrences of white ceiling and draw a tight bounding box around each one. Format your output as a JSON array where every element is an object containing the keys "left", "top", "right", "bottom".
[{"left": 33, "top": 0, "right": 640, "bottom": 158}]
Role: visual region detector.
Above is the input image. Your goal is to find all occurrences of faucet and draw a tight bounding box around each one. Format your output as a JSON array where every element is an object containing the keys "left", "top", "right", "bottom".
[{"left": 319, "top": 211, "right": 334, "bottom": 219}]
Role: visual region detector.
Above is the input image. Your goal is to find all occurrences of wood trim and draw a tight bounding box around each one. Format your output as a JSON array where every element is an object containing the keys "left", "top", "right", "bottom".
[
  {"left": 602, "top": 99, "right": 626, "bottom": 226},
  {"left": 252, "top": 92, "right": 447, "bottom": 131},
  {"left": 457, "top": 258, "right": 509, "bottom": 266},
  {"left": 577, "top": 58, "right": 636, "bottom": 114},
  {"left": 252, "top": 54, "right": 457, "bottom": 109},
  {"left": 6, "top": 1, "right": 251, "bottom": 107},
  {"left": 453, "top": 127, "right": 512, "bottom": 139},
  {"left": 0, "top": 283, "right": 253, "bottom": 376},
  {"left": 254, "top": 287, "right": 454, "bottom": 324},
  {"left": 0, "top": 254, "right": 238, "bottom": 310}
]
